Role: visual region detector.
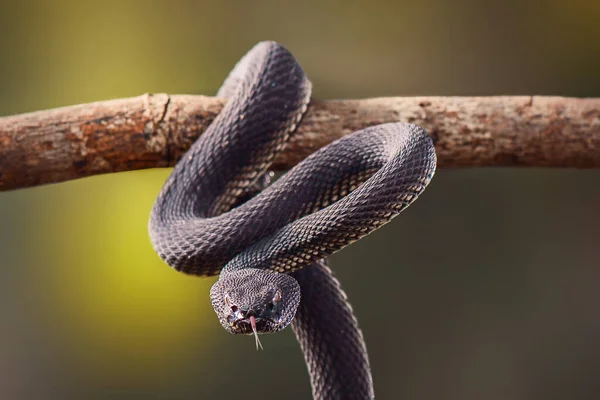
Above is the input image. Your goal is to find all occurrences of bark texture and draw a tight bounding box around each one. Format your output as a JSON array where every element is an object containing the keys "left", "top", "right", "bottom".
[{"left": 1, "top": 94, "right": 599, "bottom": 191}]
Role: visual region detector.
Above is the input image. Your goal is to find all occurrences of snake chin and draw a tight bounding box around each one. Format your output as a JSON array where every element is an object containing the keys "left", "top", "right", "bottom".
[{"left": 210, "top": 268, "right": 301, "bottom": 335}]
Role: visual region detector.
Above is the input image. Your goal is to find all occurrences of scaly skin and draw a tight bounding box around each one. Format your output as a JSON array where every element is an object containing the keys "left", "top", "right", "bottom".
[{"left": 149, "top": 41, "right": 437, "bottom": 400}]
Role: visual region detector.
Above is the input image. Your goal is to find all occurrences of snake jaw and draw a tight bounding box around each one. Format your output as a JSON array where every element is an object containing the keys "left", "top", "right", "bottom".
[
  {"left": 226, "top": 313, "right": 265, "bottom": 350},
  {"left": 226, "top": 307, "right": 280, "bottom": 334}
]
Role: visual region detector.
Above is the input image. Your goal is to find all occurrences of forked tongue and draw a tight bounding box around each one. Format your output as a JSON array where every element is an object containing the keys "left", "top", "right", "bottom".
[{"left": 250, "top": 315, "right": 263, "bottom": 351}]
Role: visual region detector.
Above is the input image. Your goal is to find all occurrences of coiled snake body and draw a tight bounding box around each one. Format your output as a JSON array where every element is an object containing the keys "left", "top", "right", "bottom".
[{"left": 149, "top": 41, "right": 436, "bottom": 399}]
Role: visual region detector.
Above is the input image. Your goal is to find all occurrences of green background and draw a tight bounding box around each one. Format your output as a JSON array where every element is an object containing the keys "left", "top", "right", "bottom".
[{"left": 1, "top": 1, "right": 599, "bottom": 399}]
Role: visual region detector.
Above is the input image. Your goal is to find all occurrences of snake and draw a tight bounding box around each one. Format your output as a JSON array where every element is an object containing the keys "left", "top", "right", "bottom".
[{"left": 149, "top": 41, "right": 437, "bottom": 399}]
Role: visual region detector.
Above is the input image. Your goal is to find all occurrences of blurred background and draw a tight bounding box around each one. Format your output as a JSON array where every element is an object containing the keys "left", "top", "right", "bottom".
[{"left": 1, "top": 1, "right": 599, "bottom": 399}]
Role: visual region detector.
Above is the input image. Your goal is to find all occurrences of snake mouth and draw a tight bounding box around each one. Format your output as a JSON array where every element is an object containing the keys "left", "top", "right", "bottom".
[{"left": 230, "top": 314, "right": 277, "bottom": 334}]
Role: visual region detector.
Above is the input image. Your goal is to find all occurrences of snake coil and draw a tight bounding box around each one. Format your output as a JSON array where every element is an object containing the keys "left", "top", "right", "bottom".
[{"left": 149, "top": 41, "right": 437, "bottom": 400}]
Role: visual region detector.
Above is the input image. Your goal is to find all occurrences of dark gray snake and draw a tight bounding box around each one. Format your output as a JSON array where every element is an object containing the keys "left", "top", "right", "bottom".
[{"left": 149, "top": 41, "right": 437, "bottom": 399}]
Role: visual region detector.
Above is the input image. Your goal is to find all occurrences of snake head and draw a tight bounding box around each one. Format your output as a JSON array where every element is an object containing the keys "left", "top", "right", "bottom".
[{"left": 210, "top": 269, "right": 301, "bottom": 336}]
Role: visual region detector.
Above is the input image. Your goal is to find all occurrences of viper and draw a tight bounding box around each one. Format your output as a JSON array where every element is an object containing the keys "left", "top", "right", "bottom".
[{"left": 149, "top": 41, "right": 436, "bottom": 399}]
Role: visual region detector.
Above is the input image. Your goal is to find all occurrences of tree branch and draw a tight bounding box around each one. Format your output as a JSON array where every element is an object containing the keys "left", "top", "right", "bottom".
[{"left": 1, "top": 94, "right": 599, "bottom": 191}]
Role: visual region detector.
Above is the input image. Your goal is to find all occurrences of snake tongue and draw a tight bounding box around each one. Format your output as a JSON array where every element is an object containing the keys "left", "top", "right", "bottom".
[{"left": 250, "top": 315, "right": 263, "bottom": 351}]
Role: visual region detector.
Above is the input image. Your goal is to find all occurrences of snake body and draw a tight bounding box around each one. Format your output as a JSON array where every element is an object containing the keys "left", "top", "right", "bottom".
[{"left": 149, "top": 41, "right": 436, "bottom": 399}]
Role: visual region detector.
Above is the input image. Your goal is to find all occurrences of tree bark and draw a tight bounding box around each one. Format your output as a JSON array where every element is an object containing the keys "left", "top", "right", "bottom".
[{"left": 1, "top": 94, "right": 599, "bottom": 191}]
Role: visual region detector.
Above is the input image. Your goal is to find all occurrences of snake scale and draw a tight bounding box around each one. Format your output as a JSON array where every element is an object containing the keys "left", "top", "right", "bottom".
[{"left": 149, "top": 41, "right": 437, "bottom": 399}]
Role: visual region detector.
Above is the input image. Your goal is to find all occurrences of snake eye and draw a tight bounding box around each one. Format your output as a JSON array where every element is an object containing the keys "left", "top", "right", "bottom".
[
  {"left": 273, "top": 291, "right": 282, "bottom": 304},
  {"left": 266, "top": 302, "right": 274, "bottom": 312}
]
